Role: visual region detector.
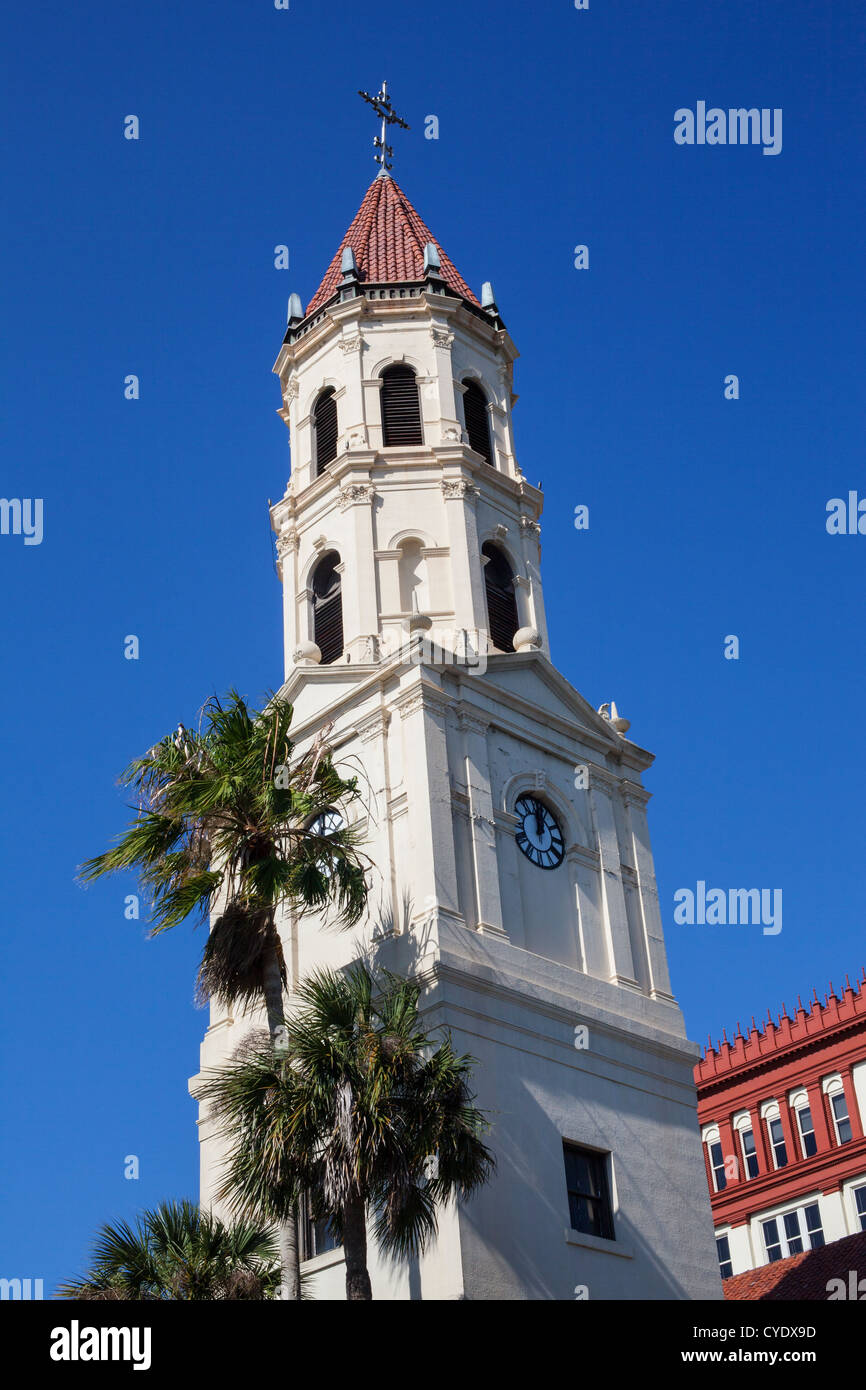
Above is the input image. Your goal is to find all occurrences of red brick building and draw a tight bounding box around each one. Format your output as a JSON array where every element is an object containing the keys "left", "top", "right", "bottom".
[{"left": 695, "top": 972, "right": 866, "bottom": 1287}]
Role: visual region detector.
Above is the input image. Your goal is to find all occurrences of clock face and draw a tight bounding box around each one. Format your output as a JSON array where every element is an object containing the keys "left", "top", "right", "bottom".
[
  {"left": 308, "top": 810, "right": 345, "bottom": 878},
  {"left": 515, "top": 794, "right": 565, "bottom": 869},
  {"left": 308, "top": 809, "right": 344, "bottom": 839}
]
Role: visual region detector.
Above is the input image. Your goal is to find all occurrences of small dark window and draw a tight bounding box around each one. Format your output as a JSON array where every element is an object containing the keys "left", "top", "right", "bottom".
[
  {"left": 312, "top": 551, "right": 343, "bottom": 665},
  {"left": 804, "top": 1203, "right": 824, "bottom": 1249},
  {"left": 740, "top": 1127, "right": 759, "bottom": 1179},
  {"left": 709, "top": 1140, "right": 726, "bottom": 1192},
  {"left": 462, "top": 379, "right": 493, "bottom": 465},
  {"left": 767, "top": 1116, "right": 788, "bottom": 1168},
  {"left": 716, "top": 1235, "right": 733, "bottom": 1280},
  {"left": 314, "top": 388, "right": 338, "bottom": 475},
  {"left": 796, "top": 1105, "right": 818, "bottom": 1158},
  {"left": 762, "top": 1217, "right": 783, "bottom": 1262},
  {"left": 563, "top": 1142, "right": 614, "bottom": 1241},
  {"left": 831, "top": 1092, "right": 853, "bottom": 1145},
  {"left": 300, "top": 1194, "right": 339, "bottom": 1262},
  {"left": 482, "top": 542, "right": 519, "bottom": 653},
  {"left": 380, "top": 365, "right": 423, "bottom": 446}
]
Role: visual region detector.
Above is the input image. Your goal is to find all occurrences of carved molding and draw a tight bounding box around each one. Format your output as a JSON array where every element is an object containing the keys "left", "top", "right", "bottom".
[
  {"left": 619, "top": 779, "right": 651, "bottom": 811},
  {"left": 338, "top": 335, "right": 363, "bottom": 354},
  {"left": 275, "top": 527, "right": 300, "bottom": 559},
  {"left": 441, "top": 479, "right": 480, "bottom": 502},
  {"left": 338, "top": 483, "right": 375, "bottom": 510},
  {"left": 519, "top": 516, "right": 541, "bottom": 538},
  {"left": 355, "top": 709, "right": 391, "bottom": 744},
  {"left": 457, "top": 708, "right": 490, "bottom": 738},
  {"left": 395, "top": 687, "right": 451, "bottom": 722},
  {"left": 431, "top": 329, "right": 455, "bottom": 348}
]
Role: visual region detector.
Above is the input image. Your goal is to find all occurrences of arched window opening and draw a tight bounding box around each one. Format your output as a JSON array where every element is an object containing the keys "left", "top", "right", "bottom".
[
  {"left": 313, "top": 388, "right": 338, "bottom": 476},
  {"left": 463, "top": 379, "right": 494, "bottom": 465},
  {"left": 312, "top": 551, "right": 343, "bottom": 664},
  {"left": 482, "top": 542, "right": 519, "bottom": 653},
  {"left": 380, "top": 365, "right": 423, "bottom": 447},
  {"left": 397, "top": 538, "right": 427, "bottom": 612}
]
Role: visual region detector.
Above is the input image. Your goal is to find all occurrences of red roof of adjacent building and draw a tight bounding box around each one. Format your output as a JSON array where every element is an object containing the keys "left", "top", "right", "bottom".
[
  {"left": 305, "top": 174, "right": 481, "bottom": 317},
  {"left": 723, "top": 1230, "right": 866, "bottom": 1300}
]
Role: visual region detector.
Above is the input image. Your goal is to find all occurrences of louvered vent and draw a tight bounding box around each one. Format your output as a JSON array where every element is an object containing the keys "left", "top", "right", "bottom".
[
  {"left": 380, "top": 365, "right": 423, "bottom": 446},
  {"left": 312, "top": 553, "right": 343, "bottom": 665},
  {"left": 314, "top": 389, "right": 338, "bottom": 476},
  {"left": 482, "top": 542, "right": 519, "bottom": 653},
  {"left": 463, "top": 380, "right": 493, "bottom": 465}
]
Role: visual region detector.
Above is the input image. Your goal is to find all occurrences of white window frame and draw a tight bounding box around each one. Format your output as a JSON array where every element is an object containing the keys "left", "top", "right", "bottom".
[
  {"left": 789, "top": 1088, "right": 818, "bottom": 1159},
  {"left": 756, "top": 1195, "right": 824, "bottom": 1265},
  {"left": 760, "top": 1100, "right": 788, "bottom": 1170},
  {"left": 823, "top": 1075, "right": 853, "bottom": 1146},
  {"left": 715, "top": 1228, "right": 734, "bottom": 1279},
  {"left": 733, "top": 1111, "right": 759, "bottom": 1181},
  {"left": 701, "top": 1124, "right": 726, "bottom": 1193}
]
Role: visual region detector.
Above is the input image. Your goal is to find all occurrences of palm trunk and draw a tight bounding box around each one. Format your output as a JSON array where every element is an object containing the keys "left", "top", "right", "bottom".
[
  {"left": 262, "top": 943, "right": 302, "bottom": 1302},
  {"left": 342, "top": 1193, "right": 372, "bottom": 1300}
]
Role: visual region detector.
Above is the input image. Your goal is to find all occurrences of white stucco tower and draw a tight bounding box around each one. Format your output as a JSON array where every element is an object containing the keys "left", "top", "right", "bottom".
[{"left": 193, "top": 168, "right": 722, "bottom": 1300}]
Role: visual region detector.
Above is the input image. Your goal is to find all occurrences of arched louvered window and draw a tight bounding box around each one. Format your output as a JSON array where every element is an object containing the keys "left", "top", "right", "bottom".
[
  {"left": 463, "top": 379, "right": 494, "bottom": 465},
  {"left": 312, "top": 552, "right": 343, "bottom": 664},
  {"left": 380, "top": 365, "right": 423, "bottom": 447},
  {"left": 482, "top": 542, "right": 519, "bottom": 653},
  {"left": 313, "top": 388, "right": 338, "bottom": 476}
]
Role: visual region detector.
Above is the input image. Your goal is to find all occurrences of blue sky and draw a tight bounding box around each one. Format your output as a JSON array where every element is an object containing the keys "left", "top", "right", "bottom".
[{"left": 1, "top": 0, "right": 864, "bottom": 1295}]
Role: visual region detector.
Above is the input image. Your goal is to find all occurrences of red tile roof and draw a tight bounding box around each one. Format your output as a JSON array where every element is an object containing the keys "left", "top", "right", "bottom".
[
  {"left": 723, "top": 1230, "right": 866, "bottom": 1300},
  {"left": 305, "top": 174, "right": 481, "bottom": 317}
]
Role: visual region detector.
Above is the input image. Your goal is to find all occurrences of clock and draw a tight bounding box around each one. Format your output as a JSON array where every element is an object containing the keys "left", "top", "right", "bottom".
[
  {"left": 308, "top": 809, "right": 344, "bottom": 838},
  {"left": 308, "top": 809, "right": 345, "bottom": 878},
  {"left": 515, "top": 794, "right": 565, "bottom": 869}
]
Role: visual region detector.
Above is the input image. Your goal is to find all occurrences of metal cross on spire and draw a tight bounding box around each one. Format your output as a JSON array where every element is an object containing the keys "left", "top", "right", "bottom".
[{"left": 358, "top": 80, "right": 410, "bottom": 175}]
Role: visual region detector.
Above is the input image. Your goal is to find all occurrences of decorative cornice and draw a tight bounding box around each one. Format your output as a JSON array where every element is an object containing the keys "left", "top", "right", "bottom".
[
  {"left": 519, "top": 516, "right": 541, "bottom": 538},
  {"left": 567, "top": 843, "right": 602, "bottom": 869},
  {"left": 394, "top": 685, "right": 452, "bottom": 722},
  {"left": 587, "top": 765, "right": 618, "bottom": 793},
  {"left": 354, "top": 708, "right": 391, "bottom": 744},
  {"left": 456, "top": 708, "right": 490, "bottom": 738},
  {"left": 696, "top": 974, "right": 866, "bottom": 1086},
  {"left": 620, "top": 779, "right": 651, "bottom": 810}
]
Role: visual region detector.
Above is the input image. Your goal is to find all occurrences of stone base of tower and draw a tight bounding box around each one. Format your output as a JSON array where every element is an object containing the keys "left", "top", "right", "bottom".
[{"left": 193, "top": 915, "right": 722, "bottom": 1300}]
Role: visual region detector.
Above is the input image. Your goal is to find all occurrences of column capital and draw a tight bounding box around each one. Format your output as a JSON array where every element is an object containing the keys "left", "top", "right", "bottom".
[
  {"left": 441, "top": 478, "right": 481, "bottom": 503},
  {"left": 338, "top": 482, "right": 376, "bottom": 510}
]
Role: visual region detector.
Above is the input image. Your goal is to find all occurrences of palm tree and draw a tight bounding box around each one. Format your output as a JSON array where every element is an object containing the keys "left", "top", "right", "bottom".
[
  {"left": 79, "top": 690, "right": 370, "bottom": 1298},
  {"left": 199, "top": 964, "right": 495, "bottom": 1300},
  {"left": 58, "top": 1200, "right": 281, "bottom": 1300}
]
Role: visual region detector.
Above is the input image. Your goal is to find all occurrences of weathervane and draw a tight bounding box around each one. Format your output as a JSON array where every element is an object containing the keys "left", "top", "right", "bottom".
[{"left": 358, "top": 80, "right": 410, "bottom": 175}]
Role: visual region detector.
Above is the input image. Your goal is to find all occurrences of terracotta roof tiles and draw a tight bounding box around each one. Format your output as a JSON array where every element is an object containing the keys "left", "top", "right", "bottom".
[
  {"left": 305, "top": 174, "right": 480, "bottom": 317},
  {"left": 723, "top": 1230, "right": 866, "bottom": 1300}
]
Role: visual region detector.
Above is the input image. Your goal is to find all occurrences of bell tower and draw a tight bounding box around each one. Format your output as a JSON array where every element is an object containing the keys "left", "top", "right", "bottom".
[
  {"left": 270, "top": 169, "right": 549, "bottom": 678},
  {"left": 194, "top": 94, "right": 722, "bottom": 1300}
]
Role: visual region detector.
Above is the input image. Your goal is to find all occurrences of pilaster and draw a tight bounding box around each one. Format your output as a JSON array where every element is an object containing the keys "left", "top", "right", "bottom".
[{"left": 587, "top": 768, "right": 640, "bottom": 990}]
